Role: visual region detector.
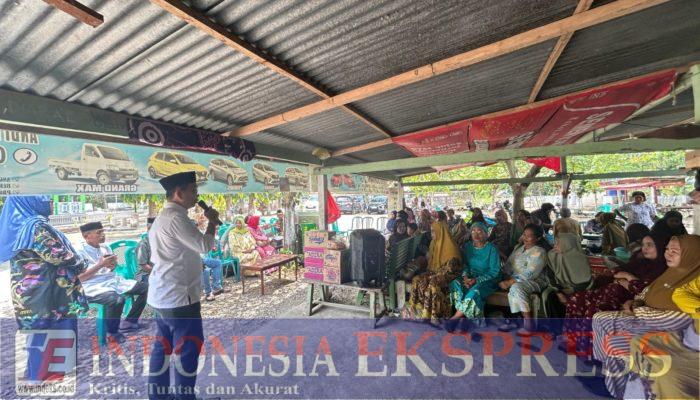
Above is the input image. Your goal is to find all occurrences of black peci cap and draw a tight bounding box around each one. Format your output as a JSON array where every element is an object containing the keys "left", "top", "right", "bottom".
[
  {"left": 80, "top": 221, "right": 103, "bottom": 233},
  {"left": 159, "top": 171, "right": 196, "bottom": 191}
]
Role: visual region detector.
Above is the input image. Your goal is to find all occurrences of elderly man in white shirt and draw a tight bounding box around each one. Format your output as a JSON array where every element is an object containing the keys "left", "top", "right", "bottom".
[
  {"left": 147, "top": 171, "right": 220, "bottom": 400},
  {"left": 77, "top": 221, "right": 148, "bottom": 341}
]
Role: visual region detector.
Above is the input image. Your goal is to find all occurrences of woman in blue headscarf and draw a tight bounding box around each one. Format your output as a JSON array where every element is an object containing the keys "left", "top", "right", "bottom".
[{"left": 0, "top": 195, "right": 88, "bottom": 330}]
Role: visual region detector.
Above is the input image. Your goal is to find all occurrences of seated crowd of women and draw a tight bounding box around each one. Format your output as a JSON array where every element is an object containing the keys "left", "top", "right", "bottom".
[{"left": 387, "top": 206, "right": 698, "bottom": 400}]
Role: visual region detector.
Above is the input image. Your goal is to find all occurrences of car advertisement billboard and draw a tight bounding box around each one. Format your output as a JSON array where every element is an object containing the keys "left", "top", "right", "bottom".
[{"left": 0, "top": 130, "right": 311, "bottom": 195}]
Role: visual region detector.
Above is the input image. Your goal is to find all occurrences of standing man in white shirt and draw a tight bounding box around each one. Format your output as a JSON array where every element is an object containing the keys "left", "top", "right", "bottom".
[
  {"left": 77, "top": 221, "right": 148, "bottom": 341},
  {"left": 147, "top": 171, "right": 219, "bottom": 400}
]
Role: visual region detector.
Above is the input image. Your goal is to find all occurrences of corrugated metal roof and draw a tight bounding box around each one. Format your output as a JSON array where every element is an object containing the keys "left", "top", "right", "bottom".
[
  {"left": 0, "top": 0, "right": 697, "bottom": 181},
  {"left": 350, "top": 41, "right": 557, "bottom": 135},
  {"left": 0, "top": 0, "right": 321, "bottom": 131},
  {"left": 539, "top": 0, "right": 700, "bottom": 99},
  {"left": 195, "top": 0, "right": 577, "bottom": 93}
]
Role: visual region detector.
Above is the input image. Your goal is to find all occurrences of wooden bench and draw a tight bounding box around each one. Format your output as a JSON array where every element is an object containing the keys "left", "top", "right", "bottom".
[
  {"left": 241, "top": 254, "right": 298, "bottom": 295},
  {"left": 305, "top": 279, "right": 387, "bottom": 327}
]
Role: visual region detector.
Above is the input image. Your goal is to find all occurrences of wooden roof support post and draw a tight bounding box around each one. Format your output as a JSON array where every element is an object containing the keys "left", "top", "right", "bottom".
[
  {"left": 150, "top": 0, "right": 392, "bottom": 140},
  {"left": 692, "top": 64, "right": 700, "bottom": 124},
  {"left": 317, "top": 175, "right": 328, "bottom": 229},
  {"left": 43, "top": 0, "right": 104, "bottom": 27},
  {"left": 528, "top": 0, "right": 593, "bottom": 103},
  {"left": 229, "top": 0, "right": 670, "bottom": 138},
  {"left": 561, "top": 157, "right": 571, "bottom": 209}
]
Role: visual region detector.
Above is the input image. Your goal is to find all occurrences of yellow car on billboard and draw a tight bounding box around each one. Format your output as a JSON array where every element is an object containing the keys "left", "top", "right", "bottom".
[{"left": 147, "top": 151, "right": 208, "bottom": 182}]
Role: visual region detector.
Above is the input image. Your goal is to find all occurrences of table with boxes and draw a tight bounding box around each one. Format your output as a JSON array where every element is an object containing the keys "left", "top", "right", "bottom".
[{"left": 303, "top": 230, "right": 387, "bottom": 323}]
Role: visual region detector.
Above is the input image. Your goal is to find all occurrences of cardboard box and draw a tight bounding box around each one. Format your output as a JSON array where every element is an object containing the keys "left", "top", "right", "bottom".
[
  {"left": 303, "top": 264, "right": 324, "bottom": 281},
  {"left": 304, "top": 230, "right": 335, "bottom": 247},
  {"left": 324, "top": 249, "right": 350, "bottom": 268},
  {"left": 303, "top": 246, "right": 325, "bottom": 261},
  {"left": 323, "top": 265, "right": 351, "bottom": 285},
  {"left": 323, "top": 266, "right": 342, "bottom": 284}
]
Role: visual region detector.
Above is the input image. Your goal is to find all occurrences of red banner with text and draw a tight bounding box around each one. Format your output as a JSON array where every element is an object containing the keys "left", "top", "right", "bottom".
[{"left": 391, "top": 70, "right": 677, "bottom": 166}]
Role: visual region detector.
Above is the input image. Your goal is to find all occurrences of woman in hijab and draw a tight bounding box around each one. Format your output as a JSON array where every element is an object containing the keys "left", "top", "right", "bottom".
[
  {"left": 3, "top": 195, "right": 88, "bottom": 330},
  {"left": 562, "top": 234, "right": 668, "bottom": 353},
  {"left": 387, "top": 219, "right": 410, "bottom": 252},
  {"left": 591, "top": 235, "right": 699, "bottom": 398},
  {"left": 600, "top": 212, "right": 628, "bottom": 255},
  {"left": 498, "top": 224, "right": 550, "bottom": 334},
  {"left": 418, "top": 208, "right": 432, "bottom": 234},
  {"left": 512, "top": 209, "right": 531, "bottom": 248},
  {"left": 548, "top": 233, "right": 592, "bottom": 297},
  {"left": 225, "top": 216, "right": 261, "bottom": 266},
  {"left": 624, "top": 223, "right": 650, "bottom": 255},
  {"left": 467, "top": 207, "right": 487, "bottom": 228},
  {"left": 247, "top": 215, "right": 275, "bottom": 258},
  {"left": 488, "top": 209, "right": 514, "bottom": 260},
  {"left": 402, "top": 220, "right": 462, "bottom": 324},
  {"left": 447, "top": 222, "right": 501, "bottom": 330},
  {"left": 2, "top": 196, "right": 88, "bottom": 382},
  {"left": 626, "top": 273, "right": 700, "bottom": 400},
  {"left": 650, "top": 210, "right": 687, "bottom": 246},
  {"left": 404, "top": 207, "right": 416, "bottom": 224}
]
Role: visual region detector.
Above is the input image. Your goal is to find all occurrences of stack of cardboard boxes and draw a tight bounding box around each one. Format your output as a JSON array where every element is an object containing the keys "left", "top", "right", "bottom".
[{"left": 303, "top": 230, "right": 351, "bottom": 284}]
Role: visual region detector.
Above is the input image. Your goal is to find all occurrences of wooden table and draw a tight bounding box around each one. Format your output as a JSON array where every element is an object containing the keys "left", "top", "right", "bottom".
[
  {"left": 304, "top": 279, "right": 387, "bottom": 327},
  {"left": 241, "top": 254, "right": 298, "bottom": 295}
]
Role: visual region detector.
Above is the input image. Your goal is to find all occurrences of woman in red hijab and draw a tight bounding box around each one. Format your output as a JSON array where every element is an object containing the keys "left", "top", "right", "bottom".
[{"left": 247, "top": 215, "right": 276, "bottom": 258}]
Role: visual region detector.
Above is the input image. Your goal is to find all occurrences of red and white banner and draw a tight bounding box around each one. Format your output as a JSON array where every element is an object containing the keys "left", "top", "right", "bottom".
[
  {"left": 534, "top": 70, "right": 676, "bottom": 147},
  {"left": 391, "top": 70, "right": 677, "bottom": 163},
  {"left": 469, "top": 102, "right": 560, "bottom": 152},
  {"left": 393, "top": 121, "right": 468, "bottom": 156}
]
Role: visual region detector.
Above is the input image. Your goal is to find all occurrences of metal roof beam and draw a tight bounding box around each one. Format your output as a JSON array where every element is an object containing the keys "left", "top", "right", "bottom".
[
  {"left": 402, "top": 169, "right": 689, "bottom": 187},
  {"left": 227, "top": 0, "right": 671, "bottom": 138},
  {"left": 528, "top": 0, "right": 593, "bottom": 103},
  {"left": 42, "top": 0, "right": 104, "bottom": 27},
  {"left": 316, "top": 137, "right": 700, "bottom": 175},
  {"left": 150, "top": 0, "right": 392, "bottom": 140}
]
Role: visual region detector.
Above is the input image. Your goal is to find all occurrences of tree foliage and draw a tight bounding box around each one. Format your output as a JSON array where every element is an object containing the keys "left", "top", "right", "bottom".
[{"left": 403, "top": 151, "right": 689, "bottom": 205}]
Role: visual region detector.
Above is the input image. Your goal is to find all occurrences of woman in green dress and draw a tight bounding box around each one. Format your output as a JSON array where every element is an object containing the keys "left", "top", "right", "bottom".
[{"left": 446, "top": 222, "right": 501, "bottom": 331}]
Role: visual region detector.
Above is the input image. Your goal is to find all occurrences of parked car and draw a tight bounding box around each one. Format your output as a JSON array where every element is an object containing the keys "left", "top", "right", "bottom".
[
  {"left": 335, "top": 195, "right": 362, "bottom": 214},
  {"left": 48, "top": 143, "right": 139, "bottom": 185},
  {"left": 209, "top": 158, "right": 248, "bottom": 186},
  {"left": 302, "top": 195, "right": 318, "bottom": 211},
  {"left": 252, "top": 163, "right": 280, "bottom": 186},
  {"left": 367, "top": 196, "right": 388, "bottom": 214},
  {"left": 285, "top": 167, "right": 309, "bottom": 186},
  {"left": 147, "top": 151, "right": 208, "bottom": 182}
]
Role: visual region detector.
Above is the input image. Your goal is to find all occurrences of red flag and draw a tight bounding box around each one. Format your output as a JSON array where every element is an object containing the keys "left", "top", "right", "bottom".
[
  {"left": 325, "top": 190, "right": 341, "bottom": 224},
  {"left": 525, "top": 157, "right": 561, "bottom": 172}
]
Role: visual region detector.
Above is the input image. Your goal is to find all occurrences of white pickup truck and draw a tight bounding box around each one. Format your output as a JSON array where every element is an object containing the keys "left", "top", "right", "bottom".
[{"left": 48, "top": 143, "right": 139, "bottom": 185}]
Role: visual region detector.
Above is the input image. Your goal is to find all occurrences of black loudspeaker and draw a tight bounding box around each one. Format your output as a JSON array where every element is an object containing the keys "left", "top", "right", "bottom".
[{"left": 349, "top": 229, "right": 386, "bottom": 287}]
